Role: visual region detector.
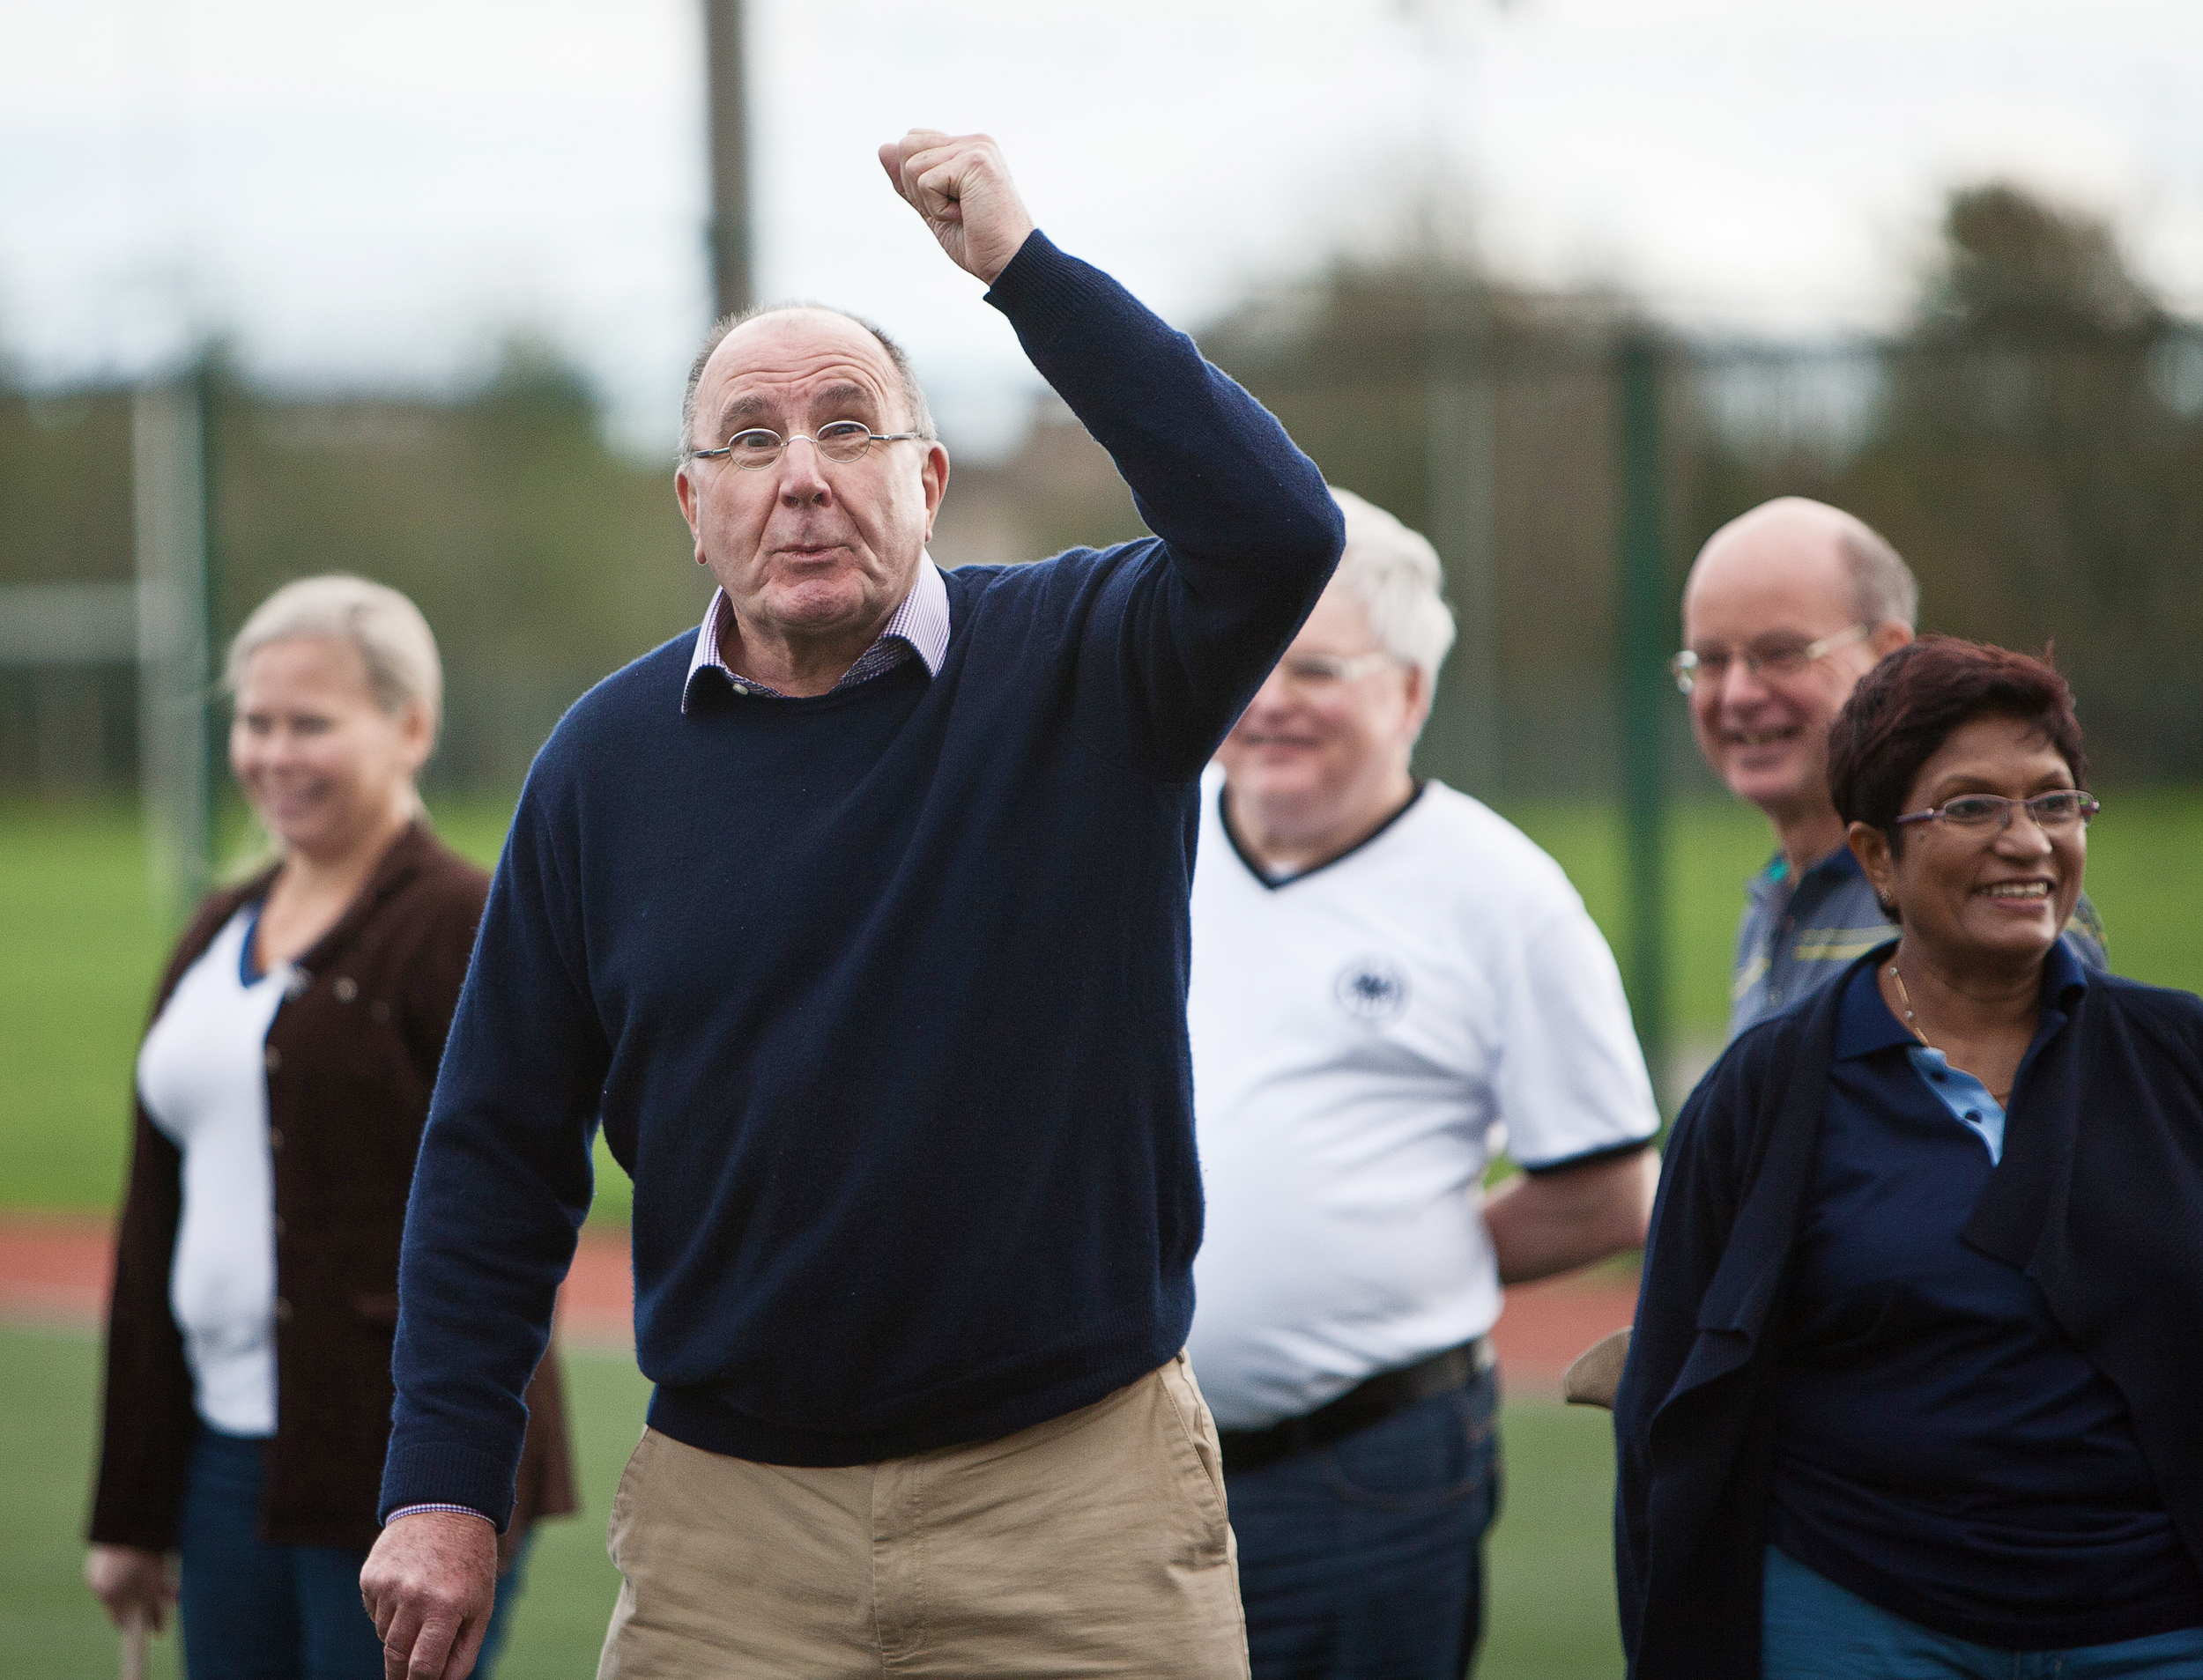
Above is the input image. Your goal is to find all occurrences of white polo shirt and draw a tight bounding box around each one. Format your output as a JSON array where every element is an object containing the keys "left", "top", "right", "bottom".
[{"left": 1185, "top": 774, "right": 1658, "bottom": 1430}]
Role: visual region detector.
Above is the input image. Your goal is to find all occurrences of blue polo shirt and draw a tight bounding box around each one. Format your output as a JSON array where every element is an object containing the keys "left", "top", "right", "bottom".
[
  {"left": 1769, "top": 944, "right": 2203, "bottom": 1649},
  {"left": 1727, "top": 845, "right": 2110, "bottom": 1040}
]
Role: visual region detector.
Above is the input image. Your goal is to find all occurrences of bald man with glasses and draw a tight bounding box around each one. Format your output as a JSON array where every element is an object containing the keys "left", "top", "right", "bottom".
[
  {"left": 1678, "top": 497, "right": 2105, "bottom": 1040},
  {"left": 361, "top": 130, "right": 1343, "bottom": 1680}
]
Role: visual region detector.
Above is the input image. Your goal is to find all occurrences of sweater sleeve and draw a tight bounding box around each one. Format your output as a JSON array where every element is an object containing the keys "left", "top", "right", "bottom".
[
  {"left": 984, "top": 232, "right": 1343, "bottom": 781},
  {"left": 381, "top": 779, "right": 608, "bottom": 1528}
]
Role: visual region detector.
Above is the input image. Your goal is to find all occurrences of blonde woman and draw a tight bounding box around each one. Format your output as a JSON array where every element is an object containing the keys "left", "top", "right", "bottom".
[{"left": 85, "top": 576, "right": 574, "bottom": 1678}]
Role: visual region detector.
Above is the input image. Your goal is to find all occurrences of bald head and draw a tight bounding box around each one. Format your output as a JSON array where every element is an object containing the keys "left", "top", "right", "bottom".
[
  {"left": 1680, "top": 498, "right": 1918, "bottom": 854},
  {"left": 1684, "top": 497, "right": 1917, "bottom": 634},
  {"left": 681, "top": 303, "right": 934, "bottom": 462}
]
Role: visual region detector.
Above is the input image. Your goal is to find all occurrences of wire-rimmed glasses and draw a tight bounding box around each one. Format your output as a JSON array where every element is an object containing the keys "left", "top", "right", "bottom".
[
  {"left": 1894, "top": 791, "right": 2101, "bottom": 832},
  {"left": 688, "top": 419, "right": 925, "bottom": 470},
  {"left": 1669, "top": 623, "right": 1872, "bottom": 696}
]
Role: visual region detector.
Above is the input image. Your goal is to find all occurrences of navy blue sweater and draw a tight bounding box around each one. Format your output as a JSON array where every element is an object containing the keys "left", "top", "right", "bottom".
[{"left": 381, "top": 233, "right": 1343, "bottom": 1522}]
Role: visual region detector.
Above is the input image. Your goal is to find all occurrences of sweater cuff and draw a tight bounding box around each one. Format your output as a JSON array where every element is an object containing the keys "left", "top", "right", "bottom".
[
  {"left": 983, "top": 230, "right": 1107, "bottom": 355},
  {"left": 379, "top": 1439, "right": 517, "bottom": 1533}
]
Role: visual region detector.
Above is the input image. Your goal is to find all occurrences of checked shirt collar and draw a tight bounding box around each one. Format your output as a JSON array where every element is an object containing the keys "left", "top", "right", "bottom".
[{"left": 680, "top": 556, "right": 950, "bottom": 712}]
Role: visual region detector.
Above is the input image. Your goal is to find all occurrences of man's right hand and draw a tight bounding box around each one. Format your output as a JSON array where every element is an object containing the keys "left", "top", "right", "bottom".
[
  {"left": 879, "top": 129, "right": 1038, "bottom": 285},
  {"left": 360, "top": 1510, "right": 498, "bottom": 1680},
  {"left": 84, "top": 1544, "right": 174, "bottom": 1632}
]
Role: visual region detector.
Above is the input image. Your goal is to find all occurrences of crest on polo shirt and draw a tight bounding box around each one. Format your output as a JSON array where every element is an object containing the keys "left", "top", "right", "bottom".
[{"left": 1333, "top": 955, "right": 1409, "bottom": 1024}]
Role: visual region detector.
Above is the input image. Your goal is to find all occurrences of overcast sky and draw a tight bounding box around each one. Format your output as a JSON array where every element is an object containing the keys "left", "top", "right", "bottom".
[{"left": 4, "top": 0, "right": 2200, "bottom": 455}]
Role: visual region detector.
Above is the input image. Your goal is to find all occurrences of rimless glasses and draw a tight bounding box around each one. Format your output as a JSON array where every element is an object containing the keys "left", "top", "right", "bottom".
[{"left": 689, "top": 419, "right": 925, "bottom": 470}]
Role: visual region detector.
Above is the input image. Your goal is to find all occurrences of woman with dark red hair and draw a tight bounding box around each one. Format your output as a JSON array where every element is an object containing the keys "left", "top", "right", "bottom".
[{"left": 1615, "top": 635, "right": 2203, "bottom": 1678}]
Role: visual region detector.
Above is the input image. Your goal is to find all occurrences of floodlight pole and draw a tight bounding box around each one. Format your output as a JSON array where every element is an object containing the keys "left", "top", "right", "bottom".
[
  {"left": 1409, "top": 0, "right": 1499, "bottom": 796},
  {"left": 1426, "top": 307, "right": 1498, "bottom": 795},
  {"left": 703, "top": 0, "right": 754, "bottom": 318},
  {"left": 1615, "top": 335, "right": 1671, "bottom": 1097}
]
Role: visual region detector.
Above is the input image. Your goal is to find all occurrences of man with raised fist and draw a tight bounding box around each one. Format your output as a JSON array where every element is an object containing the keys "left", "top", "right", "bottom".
[{"left": 360, "top": 130, "right": 1340, "bottom": 1678}]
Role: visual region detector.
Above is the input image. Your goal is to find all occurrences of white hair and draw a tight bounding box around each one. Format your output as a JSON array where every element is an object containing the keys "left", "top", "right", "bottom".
[
  {"left": 226, "top": 574, "right": 444, "bottom": 742},
  {"left": 1328, "top": 488, "right": 1458, "bottom": 686}
]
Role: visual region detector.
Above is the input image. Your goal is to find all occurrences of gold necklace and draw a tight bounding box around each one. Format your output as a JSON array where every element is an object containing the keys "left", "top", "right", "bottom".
[
  {"left": 1889, "top": 961, "right": 2016, "bottom": 1103},
  {"left": 1887, "top": 962, "right": 1933, "bottom": 1049}
]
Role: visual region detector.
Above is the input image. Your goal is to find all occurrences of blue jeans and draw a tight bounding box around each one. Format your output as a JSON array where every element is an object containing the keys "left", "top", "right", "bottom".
[
  {"left": 1225, "top": 1368, "right": 1501, "bottom": 1680},
  {"left": 1763, "top": 1544, "right": 2203, "bottom": 1679},
  {"left": 178, "top": 1428, "right": 528, "bottom": 1680}
]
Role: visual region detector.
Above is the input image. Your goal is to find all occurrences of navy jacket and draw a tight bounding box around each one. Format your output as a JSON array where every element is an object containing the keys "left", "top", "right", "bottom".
[{"left": 1617, "top": 944, "right": 2203, "bottom": 1677}]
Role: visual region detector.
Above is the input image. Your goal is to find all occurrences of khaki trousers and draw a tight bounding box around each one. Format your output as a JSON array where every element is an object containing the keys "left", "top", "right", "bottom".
[{"left": 597, "top": 1352, "right": 1250, "bottom": 1677}]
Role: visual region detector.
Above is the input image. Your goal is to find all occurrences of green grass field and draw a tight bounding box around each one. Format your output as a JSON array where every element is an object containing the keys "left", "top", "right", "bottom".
[
  {"left": 1, "top": 1325, "right": 1625, "bottom": 1677},
  {"left": 8, "top": 788, "right": 2201, "bottom": 1219}
]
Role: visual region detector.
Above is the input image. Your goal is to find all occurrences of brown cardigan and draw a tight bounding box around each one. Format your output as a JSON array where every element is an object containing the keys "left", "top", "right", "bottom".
[{"left": 88, "top": 821, "right": 577, "bottom": 1555}]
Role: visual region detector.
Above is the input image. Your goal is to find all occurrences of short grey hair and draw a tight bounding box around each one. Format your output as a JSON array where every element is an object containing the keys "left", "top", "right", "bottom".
[
  {"left": 679, "top": 302, "right": 937, "bottom": 463},
  {"left": 1329, "top": 488, "right": 1458, "bottom": 687},
  {"left": 226, "top": 574, "right": 443, "bottom": 741},
  {"left": 1836, "top": 519, "right": 1920, "bottom": 630}
]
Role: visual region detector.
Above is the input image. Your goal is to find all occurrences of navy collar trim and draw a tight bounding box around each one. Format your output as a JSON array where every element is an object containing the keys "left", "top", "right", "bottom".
[
  {"left": 2039, "top": 935, "right": 2090, "bottom": 1012},
  {"left": 239, "top": 899, "right": 270, "bottom": 986},
  {"left": 1836, "top": 936, "right": 2091, "bottom": 1062},
  {"left": 1220, "top": 781, "right": 1428, "bottom": 892},
  {"left": 1835, "top": 944, "right": 1911, "bottom": 1059}
]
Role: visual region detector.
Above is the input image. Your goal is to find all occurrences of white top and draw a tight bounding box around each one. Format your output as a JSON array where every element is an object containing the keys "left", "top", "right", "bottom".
[
  {"left": 136, "top": 905, "right": 293, "bottom": 1438},
  {"left": 1185, "top": 775, "right": 1659, "bottom": 1428}
]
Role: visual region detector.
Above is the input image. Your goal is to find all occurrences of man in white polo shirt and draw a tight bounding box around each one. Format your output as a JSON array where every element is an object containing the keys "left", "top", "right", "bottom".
[{"left": 1187, "top": 490, "right": 1661, "bottom": 1679}]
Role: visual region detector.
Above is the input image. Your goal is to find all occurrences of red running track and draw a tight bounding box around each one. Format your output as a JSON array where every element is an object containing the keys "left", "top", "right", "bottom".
[{"left": 1, "top": 1215, "right": 1637, "bottom": 1400}]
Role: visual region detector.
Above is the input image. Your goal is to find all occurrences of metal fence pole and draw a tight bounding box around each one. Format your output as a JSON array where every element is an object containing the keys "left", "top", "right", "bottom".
[
  {"left": 1615, "top": 337, "right": 1670, "bottom": 1094},
  {"left": 197, "top": 361, "right": 223, "bottom": 874},
  {"left": 133, "top": 371, "right": 214, "bottom": 921},
  {"left": 1426, "top": 315, "right": 1499, "bottom": 796}
]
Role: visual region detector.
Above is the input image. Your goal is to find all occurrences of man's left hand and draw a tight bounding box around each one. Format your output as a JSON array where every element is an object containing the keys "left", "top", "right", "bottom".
[
  {"left": 879, "top": 129, "right": 1037, "bottom": 285},
  {"left": 360, "top": 1510, "right": 498, "bottom": 1680}
]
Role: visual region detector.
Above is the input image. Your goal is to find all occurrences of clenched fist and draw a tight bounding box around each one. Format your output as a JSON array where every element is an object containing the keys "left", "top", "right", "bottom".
[{"left": 879, "top": 129, "right": 1038, "bottom": 285}]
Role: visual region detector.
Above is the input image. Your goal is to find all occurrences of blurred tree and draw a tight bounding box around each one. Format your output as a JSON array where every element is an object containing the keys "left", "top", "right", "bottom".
[
  {"left": 10, "top": 185, "right": 2197, "bottom": 796},
  {"left": 1839, "top": 182, "right": 2202, "bottom": 773},
  {"left": 213, "top": 336, "right": 703, "bottom": 787},
  {"left": 1923, "top": 184, "right": 2160, "bottom": 339},
  {"left": 0, "top": 391, "right": 137, "bottom": 788},
  {"left": 1199, "top": 259, "right": 1653, "bottom": 791},
  {"left": 0, "top": 392, "right": 130, "bottom": 586},
  {"left": 0, "top": 339, "right": 702, "bottom": 790},
  {"left": 1673, "top": 181, "right": 2203, "bottom": 780}
]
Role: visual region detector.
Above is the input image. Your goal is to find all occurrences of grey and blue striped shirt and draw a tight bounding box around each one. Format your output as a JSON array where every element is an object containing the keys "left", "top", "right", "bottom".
[{"left": 1726, "top": 844, "right": 2109, "bottom": 1041}]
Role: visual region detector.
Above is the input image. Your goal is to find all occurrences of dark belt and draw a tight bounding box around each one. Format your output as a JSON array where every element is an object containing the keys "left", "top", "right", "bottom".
[{"left": 1215, "top": 1338, "right": 1494, "bottom": 1476}]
